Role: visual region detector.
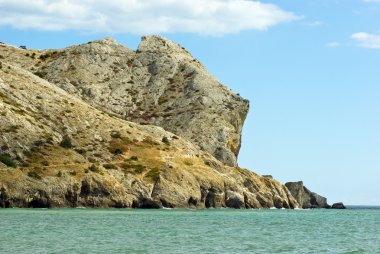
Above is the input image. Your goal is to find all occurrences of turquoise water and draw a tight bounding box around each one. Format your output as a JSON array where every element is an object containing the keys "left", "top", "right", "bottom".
[{"left": 0, "top": 208, "right": 379, "bottom": 253}]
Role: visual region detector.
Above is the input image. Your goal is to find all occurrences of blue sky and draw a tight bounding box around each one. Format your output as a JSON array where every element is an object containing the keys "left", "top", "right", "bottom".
[{"left": 1, "top": 0, "right": 379, "bottom": 205}]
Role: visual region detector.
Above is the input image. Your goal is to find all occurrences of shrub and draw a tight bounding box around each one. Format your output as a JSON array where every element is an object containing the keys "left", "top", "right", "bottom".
[
  {"left": 120, "top": 163, "right": 146, "bottom": 173},
  {"left": 103, "top": 163, "right": 117, "bottom": 169},
  {"left": 145, "top": 168, "right": 160, "bottom": 181},
  {"left": 60, "top": 135, "right": 73, "bottom": 148},
  {"left": 133, "top": 164, "right": 145, "bottom": 174},
  {"left": 0, "top": 154, "right": 17, "bottom": 168},
  {"left": 74, "top": 148, "right": 86, "bottom": 154},
  {"left": 33, "top": 71, "right": 47, "bottom": 79},
  {"left": 56, "top": 171, "right": 63, "bottom": 177},
  {"left": 183, "top": 159, "right": 193, "bottom": 166},
  {"left": 88, "top": 164, "right": 99, "bottom": 172},
  {"left": 27, "top": 171, "right": 41, "bottom": 180},
  {"left": 110, "top": 131, "right": 121, "bottom": 139},
  {"left": 162, "top": 136, "right": 170, "bottom": 145},
  {"left": 108, "top": 140, "right": 128, "bottom": 155},
  {"left": 129, "top": 156, "right": 138, "bottom": 161}
]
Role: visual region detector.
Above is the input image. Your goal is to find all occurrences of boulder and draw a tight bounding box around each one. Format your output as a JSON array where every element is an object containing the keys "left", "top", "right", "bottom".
[{"left": 332, "top": 202, "right": 346, "bottom": 209}]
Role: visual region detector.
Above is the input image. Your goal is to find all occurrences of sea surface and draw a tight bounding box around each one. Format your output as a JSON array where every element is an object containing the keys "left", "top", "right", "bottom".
[{"left": 0, "top": 207, "right": 379, "bottom": 253}]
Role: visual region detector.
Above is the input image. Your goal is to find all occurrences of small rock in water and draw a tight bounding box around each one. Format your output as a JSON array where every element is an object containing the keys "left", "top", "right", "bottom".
[{"left": 332, "top": 202, "right": 346, "bottom": 209}]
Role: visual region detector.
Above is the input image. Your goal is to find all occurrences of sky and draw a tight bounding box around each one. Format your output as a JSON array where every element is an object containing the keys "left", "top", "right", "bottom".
[{"left": 1, "top": 0, "right": 379, "bottom": 205}]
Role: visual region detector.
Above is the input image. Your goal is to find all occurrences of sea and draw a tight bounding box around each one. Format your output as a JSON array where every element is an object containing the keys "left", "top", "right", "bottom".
[{"left": 0, "top": 207, "right": 379, "bottom": 253}]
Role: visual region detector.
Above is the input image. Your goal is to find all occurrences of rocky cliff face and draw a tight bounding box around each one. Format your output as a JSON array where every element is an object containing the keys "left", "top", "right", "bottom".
[
  {"left": 0, "top": 46, "right": 298, "bottom": 209},
  {"left": 285, "top": 181, "right": 329, "bottom": 209},
  {"left": 1, "top": 36, "right": 248, "bottom": 167}
]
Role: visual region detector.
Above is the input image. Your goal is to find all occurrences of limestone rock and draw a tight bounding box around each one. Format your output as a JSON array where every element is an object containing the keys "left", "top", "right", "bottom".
[
  {"left": 1, "top": 36, "right": 249, "bottom": 166},
  {"left": 0, "top": 59, "right": 298, "bottom": 209},
  {"left": 285, "top": 181, "right": 329, "bottom": 209}
]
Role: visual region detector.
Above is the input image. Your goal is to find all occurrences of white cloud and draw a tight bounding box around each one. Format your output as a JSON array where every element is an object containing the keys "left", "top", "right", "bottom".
[
  {"left": 325, "top": 42, "right": 340, "bottom": 48},
  {"left": 0, "top": 0, "right": 299, "bottom": 36},
  {"left": 351, "top": 32, "right": 380, "bottom": 48}
]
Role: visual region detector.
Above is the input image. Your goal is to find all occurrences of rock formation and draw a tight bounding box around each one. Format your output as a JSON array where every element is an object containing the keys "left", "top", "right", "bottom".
[
  {"left": 1, "top": 36, "right": 248, "bottom": 167},
  {"left": 331, "top": 202, "right": 346, "bottom": 209},
  {"left": 285, "top": 181, "right": 330, "bottom": 208},
  {"left": 0, "top": 41, "right": 298, "bottom": 209}
]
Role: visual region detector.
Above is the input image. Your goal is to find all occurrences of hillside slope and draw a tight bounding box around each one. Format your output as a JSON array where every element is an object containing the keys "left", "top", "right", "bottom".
[{"left": 0, "top": 59, "right": 298, "bottom": 209}]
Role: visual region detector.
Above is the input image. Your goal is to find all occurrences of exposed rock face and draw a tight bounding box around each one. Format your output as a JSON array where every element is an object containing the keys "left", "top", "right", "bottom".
[
  {"left": 331, "top": 202, "right": 346, "bottom": 209},
  {"left": 285, "top": 181, "right": 329, "bottom": 209},
  {"left": 0, "top": 54, "right": 298, "bottom": 209},
  {"left": 2, "top": 36, "right": 249, "bottom": 166}
]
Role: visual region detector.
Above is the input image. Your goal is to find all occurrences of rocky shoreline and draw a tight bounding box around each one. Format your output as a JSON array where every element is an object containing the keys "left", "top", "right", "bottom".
[{"left": 0, "top": 37, "right": 344, "bottom": 209}]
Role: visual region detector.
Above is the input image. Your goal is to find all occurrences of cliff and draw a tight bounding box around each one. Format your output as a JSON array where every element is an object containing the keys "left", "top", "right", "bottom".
[
  {"left": 0, "top": 41, "right": 298, "bottom": 209},
  {"left": 0, "top": 36, "right": 248, "bottom": 167}
]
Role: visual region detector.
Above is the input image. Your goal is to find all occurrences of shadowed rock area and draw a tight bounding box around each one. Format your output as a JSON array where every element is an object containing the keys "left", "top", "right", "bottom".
[{"left": 285, "top": 181, "right": 330, "bottom": 209}]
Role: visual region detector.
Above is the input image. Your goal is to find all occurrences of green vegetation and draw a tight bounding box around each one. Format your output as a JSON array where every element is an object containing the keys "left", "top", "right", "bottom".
[
  {"left": 88, "top": 164, "right": 99, "bottom": 172},
  {"left": 27, "top": 171, "right": 42, "bottom": 180},
  {"left": 143, "top": 136, "right": 159, "bottom": 146},
  {"left": 110, "top": 131, "right": 121, "bottom": 139},
  {"left": 162, "top": 136, "right": 170, "bottom": 145},
  {"left": 133, "top": 164, "right": 145, "bottom": 174},
  {"left": 103, "top": 163, "right": 117, "bottom": 169},
  {"left": 129, "top": 156, "right": 138, "bottom": 161},
  {"left": 0, "top": 154, "right": 17, "bottom": 168},
  {"left": 39, "top": 51, "right": 60, "bottom": 61},
  {"left": 108, "top": 140, "right": 128, "bottom": 155},
  {"left": 184, "top": 159, "right": 193, "bottom": 166},
  {"left": 145, "top": 168, "right": 160, "bottom": 181},
  {"left": 120, "top": 163, "right": 146, "bottom": 174},
  {"left": 60, "top": 135, "right": 73, "bottom": 148},
  {"left": 74, "top": 148, "right": 86, "bottom": 155},
  {"left": 33, "top": 71, "right": 47, "bottom": 79}
]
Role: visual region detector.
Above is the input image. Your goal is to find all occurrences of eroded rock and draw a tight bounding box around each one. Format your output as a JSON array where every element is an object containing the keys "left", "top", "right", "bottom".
[{"left": 285, "top": 181, "right": 329, "bottom": 209}]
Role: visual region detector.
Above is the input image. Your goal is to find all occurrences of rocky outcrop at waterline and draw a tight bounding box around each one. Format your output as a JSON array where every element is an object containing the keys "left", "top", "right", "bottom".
[
  {"left": 285, "top": 181, "right": 330, "bottom": 209},
  {"left": 331, "top": 202, "right": 346, "bottom": 209}
]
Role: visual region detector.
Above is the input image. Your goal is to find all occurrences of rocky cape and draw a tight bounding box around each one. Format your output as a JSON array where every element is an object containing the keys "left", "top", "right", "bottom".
[{"left": 0, "top": 38, "right": 336, "bottom": 209}]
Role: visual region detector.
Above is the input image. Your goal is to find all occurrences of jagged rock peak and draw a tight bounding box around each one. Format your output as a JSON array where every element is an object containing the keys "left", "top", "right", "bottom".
[
  {"left": 138, "top": 35, "right": 193, "bottom": 56},
  {"left": 90, "top": 37, "right": 118, "bottom": 45}
]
